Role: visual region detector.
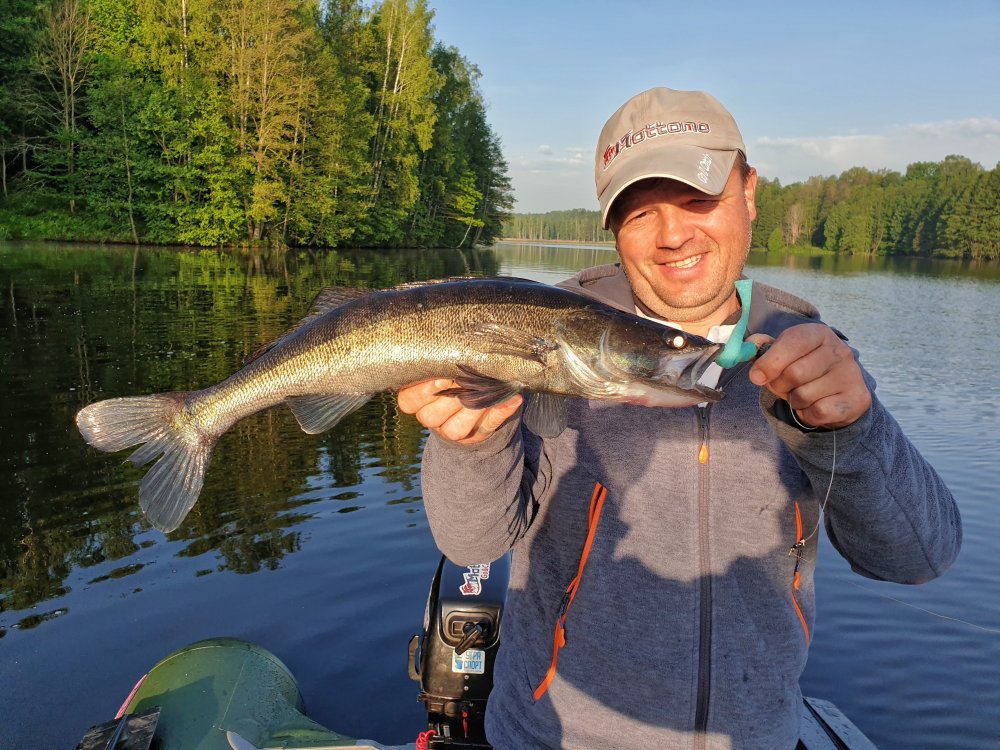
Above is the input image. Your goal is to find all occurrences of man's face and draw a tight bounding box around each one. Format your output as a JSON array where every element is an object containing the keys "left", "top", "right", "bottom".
[{"left": 611, "top": 166, "right": 758, "bottom": 331}]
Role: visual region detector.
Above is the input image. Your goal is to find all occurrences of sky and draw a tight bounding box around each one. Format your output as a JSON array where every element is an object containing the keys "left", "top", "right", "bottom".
[{"left": 427, "top": 0, "right": 1000, "bottom": 214}]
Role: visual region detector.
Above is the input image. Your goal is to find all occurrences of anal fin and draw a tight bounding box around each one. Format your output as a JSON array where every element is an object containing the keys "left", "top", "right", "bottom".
[{"left": 286, "top": 393, "right": 374, "bottom": 434}]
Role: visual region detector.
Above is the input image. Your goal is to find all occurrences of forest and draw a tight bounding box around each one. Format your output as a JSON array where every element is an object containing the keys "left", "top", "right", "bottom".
[
  {"left": 0, "top": 0, "right": 513, "bottom": 248},
  {"left": 503, "top": 156, "right": 1000, "bottom": 261}
]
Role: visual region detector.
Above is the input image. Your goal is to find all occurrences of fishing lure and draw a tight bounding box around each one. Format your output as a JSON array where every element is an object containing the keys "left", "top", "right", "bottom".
[{"left": 715, "top": 278, "right": 759, "bottom": 369}]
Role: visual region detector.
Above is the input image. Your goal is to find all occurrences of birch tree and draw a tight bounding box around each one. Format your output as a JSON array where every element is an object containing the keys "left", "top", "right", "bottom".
[
  {"left": 283, "top": 0, "right": 374, "bottom": 246},
  {"left": 35, "top": 0, "right": 94, "bottom": 211},
  {"left": 214, "top": 0, "right": 313, "bottom": 241},
  {"left": 363, "top": 0, "right": 440, "bottom": 244}
]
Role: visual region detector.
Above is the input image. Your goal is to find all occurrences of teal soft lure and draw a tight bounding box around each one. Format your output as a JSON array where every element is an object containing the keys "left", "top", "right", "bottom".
[{"left": 715, "top": 278, "right": 758, "bottom": 369}]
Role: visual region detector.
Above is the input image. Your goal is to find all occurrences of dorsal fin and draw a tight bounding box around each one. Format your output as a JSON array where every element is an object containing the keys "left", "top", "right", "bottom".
[
  {"left": 243, "top": 282, "right": 421, "bottom": 366},
  {"left": 244, "top": 286, "right": 375, "bottom": 365}
]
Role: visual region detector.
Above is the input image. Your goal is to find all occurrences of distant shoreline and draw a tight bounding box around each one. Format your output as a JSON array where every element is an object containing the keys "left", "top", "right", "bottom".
[{"left": 498, "top": 237, "right": 616, "bottom": 247}]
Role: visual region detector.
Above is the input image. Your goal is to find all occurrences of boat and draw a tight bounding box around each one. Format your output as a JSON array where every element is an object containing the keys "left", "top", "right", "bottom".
[{"left": 76, "top": 556, "right": 878, "bottom": 750}]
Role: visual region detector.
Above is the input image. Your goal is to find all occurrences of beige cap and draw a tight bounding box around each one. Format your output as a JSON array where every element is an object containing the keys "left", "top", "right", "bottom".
[{"left": 595, "top": 87, "right": 745, "bottom": 229}]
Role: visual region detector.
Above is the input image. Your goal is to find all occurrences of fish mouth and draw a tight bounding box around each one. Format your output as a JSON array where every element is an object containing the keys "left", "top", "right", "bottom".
[{"left": 655, "top": 343, "right": 724, "bottom": 399}]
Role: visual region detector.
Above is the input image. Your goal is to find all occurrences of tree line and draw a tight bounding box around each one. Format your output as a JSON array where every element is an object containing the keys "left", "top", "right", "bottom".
[
  {"left": 0, "top": 0, "right": 513, "bottom": 248},
  {"left": 503, "top": 156, "right": 1000, "bottom": 260}
]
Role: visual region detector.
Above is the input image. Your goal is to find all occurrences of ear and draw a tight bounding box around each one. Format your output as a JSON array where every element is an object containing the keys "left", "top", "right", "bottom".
[{"left": 743, "top": 167, "right": 758, "bottom": 222}]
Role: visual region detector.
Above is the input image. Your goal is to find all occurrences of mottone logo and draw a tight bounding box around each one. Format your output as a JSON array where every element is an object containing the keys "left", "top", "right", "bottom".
[{"left": 603, "top": 121, "right": 712, "bottom": 170}]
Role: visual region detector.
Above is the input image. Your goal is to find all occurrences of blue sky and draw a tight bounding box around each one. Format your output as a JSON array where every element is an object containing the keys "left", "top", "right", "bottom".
[{"left": 428, "top": 1, "right": 1000, "bottom": 213}]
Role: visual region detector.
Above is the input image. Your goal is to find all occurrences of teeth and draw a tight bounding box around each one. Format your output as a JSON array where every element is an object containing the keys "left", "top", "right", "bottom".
[{"left": 664, "top": 255, "right": 702, "bottom": 269}]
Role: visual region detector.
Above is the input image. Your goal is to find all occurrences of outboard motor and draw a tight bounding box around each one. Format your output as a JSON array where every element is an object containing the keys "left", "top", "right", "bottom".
[{"left": 408, "top": 554, "right": 510, "bottom": 748}]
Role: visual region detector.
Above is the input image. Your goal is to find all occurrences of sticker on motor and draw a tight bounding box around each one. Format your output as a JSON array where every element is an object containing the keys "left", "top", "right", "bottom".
[
  {"left": 452, "top": 648, "right": 485, "bottom": 674},
  {"left": 459, "top": 563, "right": 490, "bottom": 596}
]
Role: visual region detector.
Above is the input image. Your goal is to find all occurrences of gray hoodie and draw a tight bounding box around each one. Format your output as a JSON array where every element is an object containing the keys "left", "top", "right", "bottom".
[{"left": 420, "top": 264, "right": 961, "bottom": 749}]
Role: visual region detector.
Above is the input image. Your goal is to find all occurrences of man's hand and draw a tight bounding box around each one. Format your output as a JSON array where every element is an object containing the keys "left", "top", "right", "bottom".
[
  {"left": 748, "top": 324, "right": 872, "bottom": 429},
  {"left": 397, "top": 379, "right": 523, "bottom": 445}
]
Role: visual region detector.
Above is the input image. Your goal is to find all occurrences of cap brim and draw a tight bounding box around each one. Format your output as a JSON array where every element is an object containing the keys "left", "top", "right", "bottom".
[{"left": 600, "top": 145, "right": 739, "bottom": 229}]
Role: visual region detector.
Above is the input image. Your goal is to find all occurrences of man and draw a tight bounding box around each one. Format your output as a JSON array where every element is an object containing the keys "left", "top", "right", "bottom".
[{"left": 398, "top": 88, "right": 961, "bottom": 749}]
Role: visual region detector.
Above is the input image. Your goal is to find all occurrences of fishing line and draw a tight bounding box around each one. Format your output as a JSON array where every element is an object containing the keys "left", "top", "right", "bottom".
[
  {"left": 800, "top": 427, "right": 836, "bottom": 548},
  {"left": 845, "top": 579, "right": 1000, "bottom": 636},
  {"left": 730, "top": 324, "right": 995, "bottom": 637},
  {"left": 728, "top": 352, "right": 836, "bottom": 557},
  {"left": 785, "top": 420, "right": 998, "bottom": 637}
]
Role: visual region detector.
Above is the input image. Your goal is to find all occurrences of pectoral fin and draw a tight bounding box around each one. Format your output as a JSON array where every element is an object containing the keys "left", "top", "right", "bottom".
[
  {"left": 466, "top": 324, "right": 558, "bottom": 366},
  {"left": 286, "top": 393, "right": 374, "bottom": 434},
  {"left": 436, "top": 367, "right": 523, "bottom": 409}
]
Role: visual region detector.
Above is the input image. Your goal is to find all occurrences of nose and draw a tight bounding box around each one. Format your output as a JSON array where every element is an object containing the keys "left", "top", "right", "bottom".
[{"left": 653, "top": 204, "right": 696, "bottom": 250}]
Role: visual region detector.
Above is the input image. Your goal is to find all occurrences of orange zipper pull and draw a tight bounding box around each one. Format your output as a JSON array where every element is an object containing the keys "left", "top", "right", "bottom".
[{"left": 698, "top": 406, "right": 710, "bottom": 464}]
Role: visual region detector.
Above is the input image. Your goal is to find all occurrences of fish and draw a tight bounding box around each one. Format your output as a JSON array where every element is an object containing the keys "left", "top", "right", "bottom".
[{"left": 76, "top": 277, "right": 724, "bottom": 533}]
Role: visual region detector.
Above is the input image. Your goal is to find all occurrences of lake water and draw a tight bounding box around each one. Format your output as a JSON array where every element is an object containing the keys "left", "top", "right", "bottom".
[{"left": 1, "top": 241, "right": 997, "bottom": 749}]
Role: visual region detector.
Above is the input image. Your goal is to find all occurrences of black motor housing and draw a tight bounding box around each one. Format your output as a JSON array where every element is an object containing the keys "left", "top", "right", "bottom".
[{"left": 409, "top": 554, "right": 509, "bottom": 748}]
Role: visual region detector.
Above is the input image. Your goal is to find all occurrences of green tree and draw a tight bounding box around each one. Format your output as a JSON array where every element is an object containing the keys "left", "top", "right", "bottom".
[
  {"left": 0, "top": 0, "right": 43, "bottom": 197},
  {"left": 750, "top": 176, "right": 783, "bottom": 249},
  {"left": 130, "top": 0, "right": 246, "bottom": 245},
  {"left": 283, "top": 0, "right": 374, "bottom": 247},
  {"left": 766, "top": 227, "right": 784, "bottom": 253},
  {"left": 207, "top": 0, "right": 316, "bottom": 242},
  {"left": 403, "top": 44, "right": 512, "bottom": 248},
  {"left": 33, "top": 0, "right": 95, "bottom": 212},
  {"left": 941, "top": 164, "right": 1000, "bottom": 259},
  {"left": 360, "top": 0, "right": 440, "bottom": 245},
  {"left": 78, "top": 58, "right": 147, "bottom": 242}
]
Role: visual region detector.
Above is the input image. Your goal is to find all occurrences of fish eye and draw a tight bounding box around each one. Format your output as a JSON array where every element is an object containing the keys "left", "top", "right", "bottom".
[{"left": 667, "top": 333, "right": 687, "bottom": 349}]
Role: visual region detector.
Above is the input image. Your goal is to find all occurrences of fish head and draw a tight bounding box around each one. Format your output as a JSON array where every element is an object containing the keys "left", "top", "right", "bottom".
[
  {"left": 557, "top": 310, "right": 724, "bottom": 407},
  {"left": 646, "top": 326, "right": 724, "bottom": 404}
]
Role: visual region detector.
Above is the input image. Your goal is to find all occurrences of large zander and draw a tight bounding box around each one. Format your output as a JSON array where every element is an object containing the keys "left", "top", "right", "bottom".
[{"left": 76, "top": 278, "right": 724, "bottom": 532}]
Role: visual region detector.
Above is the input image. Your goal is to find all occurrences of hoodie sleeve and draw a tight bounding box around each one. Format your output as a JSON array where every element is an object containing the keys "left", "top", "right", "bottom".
[
  {"left": 419, "top": 415, "right": 543, "bottom": 566},
  {"left": 762, "top": 387, "right": 962, "bottom": 584}
]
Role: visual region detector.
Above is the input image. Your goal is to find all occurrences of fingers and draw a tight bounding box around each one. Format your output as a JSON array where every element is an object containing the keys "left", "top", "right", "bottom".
[
  {"left": 745, "top": 332, "right": 774, "bottom": 352},
  {"left": 397, "top": 379, "right": 452, "bottom": 415},
  {"left": 748, "top": 324, "right": 871, "bottom": 429},
  {"left": 750, "top": 328, "right": 831, "bottom": 395},
  {"left": 749, "top": 325, "right": 824, "bottom": 388},
  {"left": 396, "top": 379, "right": 523, "bottom": 445}
]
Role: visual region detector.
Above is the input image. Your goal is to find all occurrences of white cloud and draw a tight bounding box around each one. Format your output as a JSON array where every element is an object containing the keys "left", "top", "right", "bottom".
[
  {"left": 507, "top": 144, "right": 598, "bottom": 210},
  {"left": 507, "top": 118, "right": 1000, "bottom": 210},
  {"left": 903, "top": 117, "right": 1000, "bottom": 138},
  {"left": 517, "top": 145, "right": 588, "bottom": 169},
  {"left": 750, "top": 117, "right": 1000, "bottom": 185}
]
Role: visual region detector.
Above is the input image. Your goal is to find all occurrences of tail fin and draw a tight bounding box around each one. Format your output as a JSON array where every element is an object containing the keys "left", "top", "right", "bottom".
[{"left": 76, "top": 394, "right": 214, "bottom": 533}]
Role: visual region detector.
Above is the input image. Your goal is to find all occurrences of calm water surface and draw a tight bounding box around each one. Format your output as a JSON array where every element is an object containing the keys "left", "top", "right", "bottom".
[{"left": 1, "top": 241, "right": 997, "bottom": 749}]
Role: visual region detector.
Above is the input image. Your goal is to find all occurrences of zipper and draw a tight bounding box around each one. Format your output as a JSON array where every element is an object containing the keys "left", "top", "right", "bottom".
[{"left": 693, "top": 404, "right": 712, "bottom": 746}]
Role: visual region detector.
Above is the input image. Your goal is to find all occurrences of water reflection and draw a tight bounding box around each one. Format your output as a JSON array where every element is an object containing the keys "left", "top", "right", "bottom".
[
  {"left": 490, "top": 240, "right": 1000, "bottom": 281},
  {"left": 5, "top": 240, "right": 996, "bottom": 618},
  {"left": 0, "top": 243, "right": 498, "bottom": 616},
  {"left": 2, "top": 241, "right": 999, "bottom": 749}
]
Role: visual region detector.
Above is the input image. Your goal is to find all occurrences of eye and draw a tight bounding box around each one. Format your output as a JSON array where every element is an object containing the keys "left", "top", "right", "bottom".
[
  {"left": 623, "top": 209, "right": 649, "bottom": 226},
  {"left": 687, "top": 197, "right": 716, "bottom": 209},
  {"left": 668, "top": 333, "right": 687, "bottom": 349}
]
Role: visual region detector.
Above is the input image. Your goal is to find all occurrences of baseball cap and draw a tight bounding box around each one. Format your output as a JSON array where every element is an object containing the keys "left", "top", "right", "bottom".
[{"left": 595, "top": 87, "right": 746, "bottom": 229}]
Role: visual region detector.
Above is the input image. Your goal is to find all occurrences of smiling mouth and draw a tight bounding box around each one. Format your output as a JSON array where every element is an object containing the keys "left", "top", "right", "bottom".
[{"left": 662, "top": 254, "right": 703, "bottom": 270}]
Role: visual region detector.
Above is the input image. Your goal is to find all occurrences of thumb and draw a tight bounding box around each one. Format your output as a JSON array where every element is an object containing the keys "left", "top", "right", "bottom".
[{"left": 479, "top": 394, "right": 523, "bottom": 432}]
